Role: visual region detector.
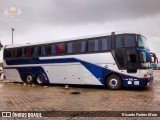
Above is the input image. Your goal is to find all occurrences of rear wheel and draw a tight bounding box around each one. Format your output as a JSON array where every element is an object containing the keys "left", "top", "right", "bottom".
[
  {"left": 25, "top": 74, "right": 34, "bottom": 84},
  {"left": 106, "top": 75, "right": 122, "bottom": 90},
  {"left": 35, "top": 74, "right": 45, "bottom": 85}
]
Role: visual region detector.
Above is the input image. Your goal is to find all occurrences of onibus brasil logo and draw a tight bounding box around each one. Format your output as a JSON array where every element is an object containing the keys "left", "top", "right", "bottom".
[{"left": 4, "top": 6, "right": 21, "bottom": 17}]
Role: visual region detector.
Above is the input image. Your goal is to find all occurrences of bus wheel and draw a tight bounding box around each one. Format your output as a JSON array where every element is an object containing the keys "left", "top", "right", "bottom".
[
  {"left": 35, "top": 74, "right": 45, "bottom": 85},
  {"left": 106, "top": 75, "right": 122, "bottom": 90},
  {"left": 25, "top": 74, "right": 34, "bottom": 84}
]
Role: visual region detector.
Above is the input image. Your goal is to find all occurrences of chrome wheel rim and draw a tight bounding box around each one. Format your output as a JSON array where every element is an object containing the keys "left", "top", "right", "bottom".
[
  {"left": 37, "top": 75, "right": 44, "bottom": 84},
  {"left": 26, "top": 75, "right": 32, "bottom": 82},
  {"left": 109, "top": 78, "right": 118, "bottom": 87}
]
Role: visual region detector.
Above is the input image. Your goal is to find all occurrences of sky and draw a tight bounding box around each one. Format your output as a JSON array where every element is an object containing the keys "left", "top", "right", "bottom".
[{"left": 0, "top": 0, "right": 160, "bottom": 61}]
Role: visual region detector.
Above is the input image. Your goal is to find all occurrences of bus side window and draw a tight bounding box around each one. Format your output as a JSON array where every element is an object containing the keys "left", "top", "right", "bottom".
[
  {"left": 115, "top": 35, "right": 124, "bottom": 48},
  {"left": 5, "top": 50, "right": 11, "bottom": 58},
  {"left": 56, "top": 43, "right": 64, "bottom": 55},
  {"left": 73, "top": 41, "right": 86, "bottom": 53},
  {"left": 46, "top": 45, "right": 51, "bottom": 56},
  {"left": 15, "top": 48, "right": 22, "bottom": 58},
  {"left": 80, "top": 41, "right": 86, "bottom": 53},
  {"left": 88, "top": 39, "right": 99, "bottom": 52},
  {"left": 41, "top": 46, "right": 46, "bottom": 56},
  {"left": 26, "top": 47, "right": 32, "bottom": 57},
  {"left": 74, "top": 41, "right": 81, "bottom": 53},
  {"left": 22, "top": 48, "right": 26, "bottom": 57},
  {"left": 124, "top": 35, "right": 136, "bottom": 47},
  {"left": 11, "top": 49, "right": 15, "bottom": 58},
  {"left": 33, "top": 46, "right": 40, "bottom": 57},
  {"left": 67, "top": 42, "right": 73, "bottom": 54},
  {"left": 51, "top": 44, "right": 56, "bottom": 55},
  {"left": 101, "top": 37, "right": 111, "bottom": 50},
  {"left": 67, "top": 40, "right": 86, "bottom": 54}
]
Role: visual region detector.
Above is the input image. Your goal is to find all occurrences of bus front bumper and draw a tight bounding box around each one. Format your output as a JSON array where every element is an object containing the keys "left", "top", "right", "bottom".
[{"left": 123, "top": 76, "right": 154, "bottom": 87}]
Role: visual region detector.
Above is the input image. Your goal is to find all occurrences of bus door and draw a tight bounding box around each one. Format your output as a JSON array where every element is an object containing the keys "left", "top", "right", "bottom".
[{"left": 125, "top": 48, "right": 138, "bottom": 73}]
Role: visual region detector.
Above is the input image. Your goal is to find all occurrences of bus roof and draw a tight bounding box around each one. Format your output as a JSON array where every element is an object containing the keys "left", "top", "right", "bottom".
[{"left": 5, "top": 31, "right": 143, "bottom": 49}]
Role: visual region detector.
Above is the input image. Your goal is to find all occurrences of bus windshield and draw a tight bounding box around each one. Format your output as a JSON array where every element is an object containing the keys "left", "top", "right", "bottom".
[
  {"left": 141, "top": 62, "right": 151, "bottom": 69},
  {"left": 138, "top": 35, "right": 150, "bottom": 50},
  {"left": 139, "top": 51, "right": 151, "bottom": 69}
]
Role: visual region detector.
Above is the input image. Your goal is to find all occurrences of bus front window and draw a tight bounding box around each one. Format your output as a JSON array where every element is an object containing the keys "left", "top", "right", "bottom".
[{"left": 138, "top": 36, "right": 150, "bottom": 50}]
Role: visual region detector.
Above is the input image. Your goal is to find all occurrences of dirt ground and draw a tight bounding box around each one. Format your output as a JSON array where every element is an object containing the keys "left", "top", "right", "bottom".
[{"left": 0, "top": 70, "right": 160, "bottom": 120}]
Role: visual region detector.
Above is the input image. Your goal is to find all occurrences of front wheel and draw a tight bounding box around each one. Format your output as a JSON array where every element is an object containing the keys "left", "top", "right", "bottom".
[
  {"left": 35, "top": 74, "right": 45, "bottom": 85},
  {"left": 106, "top": 75, "right": 122, "bottom": 90}
]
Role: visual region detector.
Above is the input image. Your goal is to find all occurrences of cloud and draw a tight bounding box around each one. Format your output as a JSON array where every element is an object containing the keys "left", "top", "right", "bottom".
[
  {"left": 0, "top": 0, "right": 159, "bottom": 36},
  {"left": 47, "top": 0, "right": 160, "bottom": 24},
  {"left": 1, "top": 0, "right": 160, "bottom": 25},
  {"left": 0, "top": 0, "right": 160, "bottom": 60}
]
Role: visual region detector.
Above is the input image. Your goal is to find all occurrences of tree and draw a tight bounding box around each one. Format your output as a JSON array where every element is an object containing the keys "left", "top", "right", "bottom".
[{"left": 0, "top": 41, "right": 3, "bottom": 51}]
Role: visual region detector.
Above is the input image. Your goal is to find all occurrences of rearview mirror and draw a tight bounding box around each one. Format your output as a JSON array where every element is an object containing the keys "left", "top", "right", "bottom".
[{"left": 150, "top": 53, "right": 156, "bottom": 63}]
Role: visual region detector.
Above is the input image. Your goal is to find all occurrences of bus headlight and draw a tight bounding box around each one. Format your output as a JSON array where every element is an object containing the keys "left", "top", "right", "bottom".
[{"left": 144, "top": 74, "right": 147, "bottom": 78}]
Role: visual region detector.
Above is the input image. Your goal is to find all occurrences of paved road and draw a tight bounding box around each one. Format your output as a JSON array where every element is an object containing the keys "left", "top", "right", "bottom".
[{"left": 0, "top": 70, "right": 160, "bottom": 120}]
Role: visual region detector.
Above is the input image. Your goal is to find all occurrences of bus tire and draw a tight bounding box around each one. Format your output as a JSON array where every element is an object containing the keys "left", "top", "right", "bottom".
[
  {"left": 25, "top": 74, "right": 34, "bottom": 84},
  {"left": 35, "top": 74, "right": 45, "bottom": 85},
  {"left": 106, "top": 75, "right": 122, "bottom": 90}
]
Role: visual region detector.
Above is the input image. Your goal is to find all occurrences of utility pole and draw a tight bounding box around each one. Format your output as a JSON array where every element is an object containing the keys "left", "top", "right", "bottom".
[{"left": 12, "top": 28, "right": 15, "bottom": 44}]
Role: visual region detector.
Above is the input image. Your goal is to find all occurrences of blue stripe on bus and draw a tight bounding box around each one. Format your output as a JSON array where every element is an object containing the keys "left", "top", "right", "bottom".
[
  {"left": 5, "top": 58, "right": 112, "bottom": 84},
  {"left": 4, "top": 57, "right": 149, "bottom": 87},
  {"left": 5, "top": 58, "right": 78, "bottom": 65}
]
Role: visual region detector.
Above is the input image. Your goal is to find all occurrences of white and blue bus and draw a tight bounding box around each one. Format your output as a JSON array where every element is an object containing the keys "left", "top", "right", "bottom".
[{"left": 3, "top": 32, "right": 156, "bottom": 90}]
